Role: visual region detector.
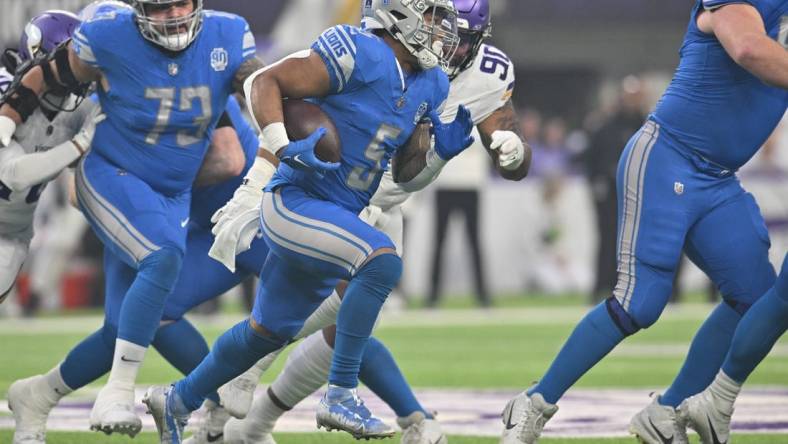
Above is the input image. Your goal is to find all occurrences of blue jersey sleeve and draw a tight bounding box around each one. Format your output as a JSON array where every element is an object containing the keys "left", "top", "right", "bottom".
[
  {"left": 202, "top": 11, "right": 258, "bottom": 79},
  {"left": 311, "top": 25, "right": 385, "bottom": 94},
  {"left": 72, "top": 8, "right": 130, "bottom": 69}
]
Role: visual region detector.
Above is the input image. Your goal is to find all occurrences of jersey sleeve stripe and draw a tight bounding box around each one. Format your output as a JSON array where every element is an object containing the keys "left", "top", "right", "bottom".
[
  {"left": 242, "top": 27, "right": 256, "bottom": 52},
  {"left": 316, "top": 37, "right": 348, "bottom": 91},
  {"left": 319, "top": 31, "right": 355, "bottom": 89},
  {"left": 72, "top": 31, "right": 98, "bottom": 65},
  {"left": 335, "top": 26, "right": 357, "bottom": 57}
]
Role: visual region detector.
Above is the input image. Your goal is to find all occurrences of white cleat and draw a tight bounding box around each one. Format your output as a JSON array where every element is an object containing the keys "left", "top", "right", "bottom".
[
  {"left": 88, "top": 383, "right": 142, "bottom": 437},
  {"left": 679, "top": 388, "right": 732, "bottom": 444},
  {"left": 8, "top": 376, "right": 56, "bottom": 444},
  {"left": 223, "top": 416, "right": 277, "bottom": 444},
  {"left": 499, "top": 391, "right": 558, "bottom": 444},
  {"left": 218, "top": 372, "right": 258, "bottom": 419},
  {"left": 629, "top": 393, "right": 689, "bottom": 444},
  {"left": 184, "top": 399, "right": 231, "bottom": 444},
  {"left": 398, "top": 411, "right": 447, "bottom": 444}
]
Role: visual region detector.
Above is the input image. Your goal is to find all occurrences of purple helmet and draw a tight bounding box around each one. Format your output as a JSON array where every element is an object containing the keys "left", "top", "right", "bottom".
[
  {"left": 18, "top": 10, "right": 81, "bottom": 62},
  {"left": 447, "top": 0, "right": 492, "bottom": 79}
]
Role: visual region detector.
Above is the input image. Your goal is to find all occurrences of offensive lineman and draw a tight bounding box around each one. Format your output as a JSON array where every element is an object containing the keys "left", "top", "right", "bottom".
[{"left": 501, "top": 0, "right": 788, "bottom": 443}]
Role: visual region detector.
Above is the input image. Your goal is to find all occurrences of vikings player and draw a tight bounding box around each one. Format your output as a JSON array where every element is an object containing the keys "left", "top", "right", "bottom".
[{"left": 0, "top": 10, "right": 101, "bottom": 308}]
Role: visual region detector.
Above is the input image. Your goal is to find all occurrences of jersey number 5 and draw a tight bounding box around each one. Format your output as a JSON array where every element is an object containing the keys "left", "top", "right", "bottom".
[
  {"left": 347, "top": 124, "right": 402, "bottom": 192},
  {"left": 145, "top": 86, "right": 212, "bottom": 147}
]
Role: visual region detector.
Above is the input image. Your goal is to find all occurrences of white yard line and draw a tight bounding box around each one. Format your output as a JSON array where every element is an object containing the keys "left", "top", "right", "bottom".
[{"left": 2, "top": 387, "right": 787, "bottom": 438}]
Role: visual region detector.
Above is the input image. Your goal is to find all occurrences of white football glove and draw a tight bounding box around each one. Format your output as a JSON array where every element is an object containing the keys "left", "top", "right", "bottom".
[
  {"left": 71, "top": 105, "right": 106, "bottom": 154},
  {"left": 0, "top": 115, "right": 16, "bottom": 147},
  {"left": 490, "top": 130, "right": 525, "bottom": 170},
  {"left": 208, "top": 156, "right": 277, "bottom": 272},
  {"left": 208, "top": 206, "right": 261, "bottom": 273}
]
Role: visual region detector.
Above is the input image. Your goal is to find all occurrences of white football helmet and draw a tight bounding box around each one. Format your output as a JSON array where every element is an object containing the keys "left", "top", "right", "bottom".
[
  {"left": 132, "top": 0, "right": 203, "bottom": 52},
  {"left": 361, "top": 0, "right": 460, "bottom": 71}
]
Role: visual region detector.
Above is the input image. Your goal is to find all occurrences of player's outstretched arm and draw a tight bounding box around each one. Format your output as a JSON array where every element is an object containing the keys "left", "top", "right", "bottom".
[
  {"left": 478, "top": 99, "right": 531, "bottom": 181},
  {"left": 0, "top": 44, "right": 100, "bottom": 145},
  {"left": 704, "top": 3, "right": 788, "bottom": 89}
]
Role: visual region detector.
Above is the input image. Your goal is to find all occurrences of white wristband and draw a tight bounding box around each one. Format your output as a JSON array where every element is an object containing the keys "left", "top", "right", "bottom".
[
  {"left": 260, "top": 122, "right": 290, "bottom": 155},
  {"left": 245, "top": 155, "right": 278, "bottom": 190}
]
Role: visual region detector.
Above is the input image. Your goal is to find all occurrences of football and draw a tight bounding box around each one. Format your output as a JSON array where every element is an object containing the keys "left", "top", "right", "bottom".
[{"left": 282, "top": 98, "right": 342, "bottom": 163}]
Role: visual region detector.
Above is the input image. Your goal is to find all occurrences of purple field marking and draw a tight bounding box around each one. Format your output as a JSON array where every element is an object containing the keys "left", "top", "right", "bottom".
[{"left": 1, "top": 387, "right": 787, "bottom": 438}]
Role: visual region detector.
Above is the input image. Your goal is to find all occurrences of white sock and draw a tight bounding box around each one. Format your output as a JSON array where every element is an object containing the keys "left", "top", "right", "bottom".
[
  {"left": 709, "top": 370, "right": 741, "bottom": 410},
  {"left": 271, "top": 330, "right": 333, "bottom": 407},
  {"left": 44, "top": 365, "right": 73, "bottom": 403},
  {"left": 106, "top": 339, "right": 147, "bottom": 389},
  {"left": 294, "top": 291, "right": 340, "bottom": 340},
  {"left": 245, "top": 331, "right": 333, "bottom": 435}
]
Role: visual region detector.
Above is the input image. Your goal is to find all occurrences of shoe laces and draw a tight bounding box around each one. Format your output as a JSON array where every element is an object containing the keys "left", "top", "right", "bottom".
[{"left": 518, "top": 402, "right": 548, "bottom": 441}]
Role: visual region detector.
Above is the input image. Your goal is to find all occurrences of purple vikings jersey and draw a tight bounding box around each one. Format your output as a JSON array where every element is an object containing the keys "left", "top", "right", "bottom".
[
  {"left": 267, "top": 25, "right": 450, "bottom": 214},
  {"left": 72, "top": 8, "right": 256, "bottom": 195},
  {"left": 651, "top": 0, "right": 788, "bottom": 171}
]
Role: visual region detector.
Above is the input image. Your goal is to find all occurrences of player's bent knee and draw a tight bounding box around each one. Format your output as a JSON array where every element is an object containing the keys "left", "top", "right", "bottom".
[
  {"left": 775, "top": 254, "right": 788, "bottom": 302},
  {"left": 138, "top": 246, "right": 184, "bottom": 290},
  {"left": 245, "top": 318, "right": 290, "bottom": 352},
  {"left": 356, "top": 250, "right": 402, "bottom": 289},
  {"left": 605, "top": 297, "right": 642, "bottom": 336}
]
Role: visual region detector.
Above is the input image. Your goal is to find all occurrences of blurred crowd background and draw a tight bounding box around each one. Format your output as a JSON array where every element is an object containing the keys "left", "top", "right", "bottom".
[{"left": 1, "top": 0, "right": 787, "bottom": 316}]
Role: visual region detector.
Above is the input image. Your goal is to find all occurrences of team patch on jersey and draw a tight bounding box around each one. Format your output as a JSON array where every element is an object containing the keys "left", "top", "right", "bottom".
[{"left": 211, "top": 48, "right": 229, "bottom": 72}]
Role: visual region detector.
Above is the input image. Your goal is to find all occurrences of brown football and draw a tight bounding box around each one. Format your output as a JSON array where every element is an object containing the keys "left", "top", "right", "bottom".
[{"left": 281, "top": 99, "right": 342, "bottom": 163}]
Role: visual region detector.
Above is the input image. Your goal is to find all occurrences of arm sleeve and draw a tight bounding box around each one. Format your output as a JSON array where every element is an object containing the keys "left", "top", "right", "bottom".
[
  {"left": 310, "top": 25, "right": 361, "bottom": 94},
  {"left": 396, "top": 146, "right": 447, "bottom": 193},
  {"left": 0, "top": 140, "right": 81, "bottom": 192}
]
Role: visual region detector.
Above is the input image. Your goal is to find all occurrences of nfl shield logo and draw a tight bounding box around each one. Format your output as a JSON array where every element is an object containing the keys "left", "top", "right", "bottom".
[
  {"left": 674, "top": 181, "right": 684, "bottom": 195},
  {"left": 168, "top": 63, "right": 179, "bottom": 76},
  {"left": 211, "top": 48, "right": 229, "bottom": 72}
]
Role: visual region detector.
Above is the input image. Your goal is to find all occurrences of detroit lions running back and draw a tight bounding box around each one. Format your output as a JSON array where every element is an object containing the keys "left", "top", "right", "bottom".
[
  {"left": 220, "top": 1, "right": 530, "bottom": 443},
  {"left": 501, "top": 0, "right": 788, "bottom": 443}
]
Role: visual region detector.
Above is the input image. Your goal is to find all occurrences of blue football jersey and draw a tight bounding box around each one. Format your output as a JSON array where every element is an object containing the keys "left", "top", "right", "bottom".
[
  {"left": 267, "top": 25, "right": 450, "bottom": 214},
  {"left": 651, "top": 0, "right": 788, "bottom": 170},
  {"left": 190, "top": 96, "right": 259, "bottom": 230},
  {"left": 72, "top": 8, "right": 257, "bottom": 195}
]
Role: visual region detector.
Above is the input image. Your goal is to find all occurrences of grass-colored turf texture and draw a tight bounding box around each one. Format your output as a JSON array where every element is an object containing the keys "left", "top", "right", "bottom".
[{"left": 2, "top": 293, "right": 786, "bottom": 443}]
